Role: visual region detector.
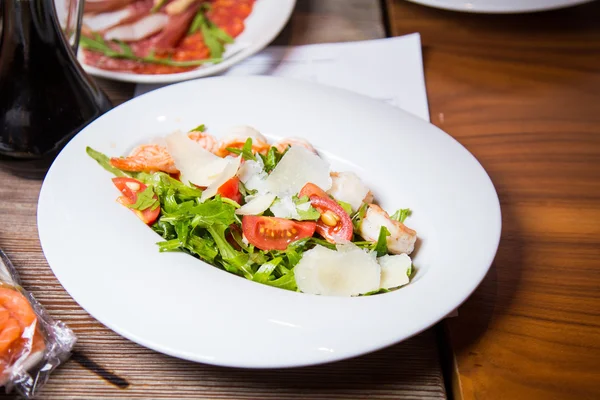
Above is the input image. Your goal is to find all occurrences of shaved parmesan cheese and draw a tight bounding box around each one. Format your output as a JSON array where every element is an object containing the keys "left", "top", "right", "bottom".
[
  {"left": 295, "top": 243, "right": 381, "bottom": 297},
  {"left": 200, "top": 156, "right": 242, "bottom": 202},
  {"left": 296, "top": 201, "right": 311, "bottom": 212},
  {"left": 236, "top": 193, "right": 276, "bottom": 215},
  {"left": 237, "top": 158, "right": 265, "bottom": 183},
  {"left": 270, "top": 195, "right": 299, "bottom": 219},
  {"left": 166, "top": 131, "right": 230, "bottom": 187},
  {"left": 327, "top": 171, "right": 370, "bottom": 212},
  {"left": 237, "top": 158, "right": 269, "bottom": 196},
  {"left": 378, "top": 254, "right": 411, "bottom": 289},
  {"left": 266, "top": 146, "right": 331, "bottom": 195}
]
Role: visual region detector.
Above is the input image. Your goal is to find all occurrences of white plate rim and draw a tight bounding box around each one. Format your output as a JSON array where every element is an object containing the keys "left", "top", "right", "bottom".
[
  {"left": 37, "top": 76, "right": 502, "bottom": 368},
  {"left": 80, "top": 0, "right": 296, "bottom": 84}
]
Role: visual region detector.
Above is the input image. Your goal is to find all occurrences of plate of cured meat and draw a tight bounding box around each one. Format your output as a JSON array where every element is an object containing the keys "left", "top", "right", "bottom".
[{"left": 78, "top": 0, "right": 296, "bottom": 83}]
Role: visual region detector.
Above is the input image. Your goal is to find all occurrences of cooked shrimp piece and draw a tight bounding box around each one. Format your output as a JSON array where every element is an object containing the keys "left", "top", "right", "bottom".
[
  {"left": 215, "top": 125, "right": 271, "bottom": 157},
  {"left": 187, "top": 130, "right": 218, "bottom": 153},
  {"left": 274, "top": 137, "right": 317, "bottom": 154},
  {"left": 110, "top": 144, "right": 179, "bottom": 174},
  {"left": 327, "top": 171, "right": 372, "bottom": 212},
  {"left": 359, "top": 204, "right": 417, "bottom": 255}
]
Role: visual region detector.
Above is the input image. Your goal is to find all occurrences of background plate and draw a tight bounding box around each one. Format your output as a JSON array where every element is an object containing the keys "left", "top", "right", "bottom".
[{"left": 80, "top": 0, "right": 296, "bottom": 83}]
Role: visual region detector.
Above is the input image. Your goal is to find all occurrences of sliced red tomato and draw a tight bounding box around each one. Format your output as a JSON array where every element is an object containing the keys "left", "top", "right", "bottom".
[
  {"left": 242, "top": 216, "right": 316, "bottom": 251},
  {"left": 112, "top": 177, "right": 160, "bottom": 225},
  {"left": 299, "top": 183, "right": 353, "bottom": 244},
  {"left": 298, "top": 182, "right": 329, "bottom": 199},
  {"left": 217, "top": 177, "right": 242, "bottom": 204}
]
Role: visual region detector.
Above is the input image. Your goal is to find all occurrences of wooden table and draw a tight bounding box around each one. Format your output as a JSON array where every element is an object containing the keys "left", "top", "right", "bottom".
[
  {"left": 0, "top": 1, "right": 447, "bottom": 399},
  {"left": 386, "top": 1, "right": 600, "bottom": 399}
]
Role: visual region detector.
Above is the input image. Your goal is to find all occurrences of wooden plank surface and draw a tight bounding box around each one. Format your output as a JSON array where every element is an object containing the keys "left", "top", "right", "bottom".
[
  {"left": 386, "top": 1, "right": 600, "bottom": 399},
  {"left": 0, "top": 1, "right": 446, "bottom": 399}
]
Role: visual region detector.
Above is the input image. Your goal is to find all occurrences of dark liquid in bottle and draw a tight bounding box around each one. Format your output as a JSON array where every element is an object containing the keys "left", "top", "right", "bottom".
[{"left": 0, "top": 0, "right": 112, "bottom": 178}]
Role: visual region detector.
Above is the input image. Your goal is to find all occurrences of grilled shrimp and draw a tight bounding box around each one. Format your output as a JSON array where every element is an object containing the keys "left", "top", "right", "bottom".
[
  {"left": 327, "top": 171, "right": 372, "bottom": 212},
  {"left": 215, "top": 125, "right": 270, "bottom": 157},
  {"left": 359, "top": 204, "right": 417, "bottom": 255},
  {"left": 274, "top": 137, "right": 316, "bottom": 154},
  {"left": 110, "top": 144, "right": 178, "bottom": 174},
  {"left": 187, "top": 130, "right": 218, "bottom": 153}
]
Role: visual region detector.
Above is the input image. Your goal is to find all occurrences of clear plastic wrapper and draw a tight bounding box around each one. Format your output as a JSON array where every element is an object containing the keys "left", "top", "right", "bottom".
[{"left": 0, "top": 249, "right": 76, "bottom": 398}]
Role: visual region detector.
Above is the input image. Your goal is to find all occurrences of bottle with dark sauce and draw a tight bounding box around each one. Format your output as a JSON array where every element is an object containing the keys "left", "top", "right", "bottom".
[{"left": 0, "top": 0, "right": 112, "bottom": 178}]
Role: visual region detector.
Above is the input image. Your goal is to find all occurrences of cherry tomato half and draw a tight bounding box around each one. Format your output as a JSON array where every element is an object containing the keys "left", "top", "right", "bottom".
[
  {"left": 217, "top": 177, "right": 242, "bottom": 204},
  {"left": 112, "top": 177, "right": 160, "bottom": 225},
  {"left": 309, "top": 196, "right": 353, "bottom": 244},
  {"left": 242, "top": 216, "right": 316, "bottom": 251},
  {"left": 299, "top": 183, "right": 353, "bottom": 244},
  {"left": 298, "top": 182, "right": 329, "bottom": 199}
]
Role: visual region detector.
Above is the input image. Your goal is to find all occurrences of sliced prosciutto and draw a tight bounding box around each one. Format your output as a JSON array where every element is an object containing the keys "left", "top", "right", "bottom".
[{"left": 152, "top": 2, "right": 200, "bottom": 51}]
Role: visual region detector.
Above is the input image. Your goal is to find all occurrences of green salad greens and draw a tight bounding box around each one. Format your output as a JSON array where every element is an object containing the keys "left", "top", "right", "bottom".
[{"left": 86, "top": 135, "right": 415, "bottom": 296}]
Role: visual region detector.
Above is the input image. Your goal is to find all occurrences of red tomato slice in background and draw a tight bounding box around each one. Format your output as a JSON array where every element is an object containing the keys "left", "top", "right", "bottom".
[
  {"left": 112, "top": 177, "right": 160, "bottom": 225},
  {"left": 242, "top": 216, "right": 316, "bottom": 251}
]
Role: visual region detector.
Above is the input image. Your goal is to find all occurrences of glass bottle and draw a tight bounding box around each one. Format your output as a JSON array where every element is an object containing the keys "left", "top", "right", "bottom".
[{"left": 0, "top": 0, "right": 112, "bottom": 178}]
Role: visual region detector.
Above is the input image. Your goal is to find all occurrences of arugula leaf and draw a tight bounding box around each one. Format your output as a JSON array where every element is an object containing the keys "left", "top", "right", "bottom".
[
  {"left": 352, "top": 203, "right": 368, "bottom": 232},
  {"left": 391, "top": 208, "right": 412, "bottom": 223},
  {"left": 361, "top": 288, "right": 390, "bottom": 296},
  {"left": 115, "top": 40, "right": 134, "bottom": 57},
  {"left": 157, "top": 239, "right": 181, "bottom": 252},
  {"left": 253, "top": 257, "right": 282, "bottom": 284},
  {"left": 86, "top": 147, "right": 131, "bottom": 177},
  {"left": 190, "top": 124, "right": 206, "bottom": 132},
  {"left": 127, "top": 186, "right": 159, "bottom": 211},
  {"left": 178, "top": 199, "right": 237, "bottom": 227},
  {"left": 374, "top": 226, "right": 391, "bottom": 257},
  {"left": 80, "top": 35, "right": 222, "bottom": 67},
  {"left": 309, "top": 237, "right": 336, "bottom": 250},
  {"left": 207, "top": 224, "right": 251, "bottom": 278},
  {"left": 149, "top": 173, "right": 203, "bottom": 201},
  {"left": 352, "top": 241, "right": 375, "bottom": 251},
  {"left": 293, "top": 196, "right": 320, "bottom": 221},
  {"left": 226, "top": 138, "right": 256, "bottom": 161},
  {"left": 152, "top": 220, "right": 177, "bottom": 240},
  {"left": 262, "top": 146, "right": 286, "bottom": 173},
  {"left": 191, "top": 10, "right": 234, "bottom": 58},
  {"left": 185, "top": 235, "right": 219, "bottom": 263},
  {"left": 263, "top": 269, "right": 298, "bottom": 291},
  {"left": 337, "top": 200, "right": 353, "bottom": 215}
]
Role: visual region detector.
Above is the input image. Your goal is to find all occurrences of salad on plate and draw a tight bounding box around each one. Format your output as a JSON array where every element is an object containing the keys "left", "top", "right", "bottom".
[
  {"left": 87, "top": 125, "right": 417, "bottom": 296},
  {"left": 79, "top": 0, "right": 255, "bottom": 74}
]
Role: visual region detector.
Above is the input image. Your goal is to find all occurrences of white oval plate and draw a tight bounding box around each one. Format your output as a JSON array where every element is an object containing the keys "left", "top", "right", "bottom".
[
  {"left": 38, "top": 76, "right": 501, "bottom": 368},
  {"left": 405, "top": 0, "right": 591, "bottom": 13},
  {"left": 79, "top": 0, "right": 296, "bottom": 84}
]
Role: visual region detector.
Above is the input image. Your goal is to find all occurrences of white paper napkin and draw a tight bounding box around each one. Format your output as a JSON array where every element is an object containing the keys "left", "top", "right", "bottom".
[{"left": 135, "top": 33, "right": 430, "bottom": 122}]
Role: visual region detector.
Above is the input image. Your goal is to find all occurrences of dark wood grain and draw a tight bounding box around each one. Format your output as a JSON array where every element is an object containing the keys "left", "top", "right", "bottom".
[
  {"left": 386, "top": 1, "right": 600, "bottom": 399},
  {"left": 0, "top": 1, "right": 447, "bottom": 398}
]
